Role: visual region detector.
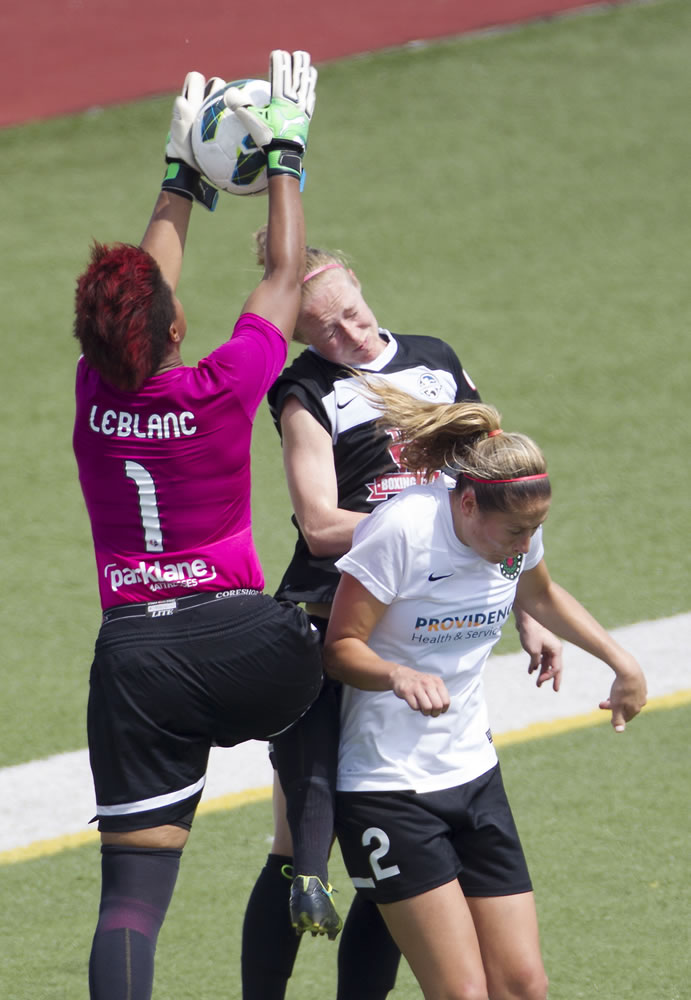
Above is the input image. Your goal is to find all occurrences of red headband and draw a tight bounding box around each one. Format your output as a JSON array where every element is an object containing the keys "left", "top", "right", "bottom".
[
  {"left": 303, "top": 263, "right": 347, "bottom": 283},
  {"left": 463, "top": 473, "right": 549, "bottom": 485}
]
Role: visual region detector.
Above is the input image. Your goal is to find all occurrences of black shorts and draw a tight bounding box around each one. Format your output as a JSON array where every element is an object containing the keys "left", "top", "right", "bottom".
[
  {"left": 88, "top": 590, "right": 322, "bottom": 833},
  {"left": 335, "top": 764, "right": 532, "bottom": 904}
]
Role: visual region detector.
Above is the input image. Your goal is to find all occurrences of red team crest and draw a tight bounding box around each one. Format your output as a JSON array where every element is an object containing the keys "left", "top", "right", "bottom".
[
  {"left": 499, "top": 554, "right": 523, "bottom": 579},
  {"left": 365, "top": 428, "right": 441, "bottom": 502}
]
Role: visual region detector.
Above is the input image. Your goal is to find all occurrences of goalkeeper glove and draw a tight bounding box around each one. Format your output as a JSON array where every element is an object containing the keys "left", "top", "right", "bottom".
[
  {"left": 163, "top": 72, "right": 226, "bottom": 210},
  {"left": 224, "top": 50, "right": 317, "bottom": 182}
]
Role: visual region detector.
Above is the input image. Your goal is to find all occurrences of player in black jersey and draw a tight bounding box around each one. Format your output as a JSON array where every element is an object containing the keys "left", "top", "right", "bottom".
[
  {"left": 270, "top": 328, "right": 477, "bottom": 604},
  {"left": 241, "top": 239, "right": 563, "bottom": 1000}
]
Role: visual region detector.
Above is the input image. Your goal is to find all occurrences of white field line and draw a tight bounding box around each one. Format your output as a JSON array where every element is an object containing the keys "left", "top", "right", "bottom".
[{"left": 1, "top": 614, "right": 689, "bottom": 855}]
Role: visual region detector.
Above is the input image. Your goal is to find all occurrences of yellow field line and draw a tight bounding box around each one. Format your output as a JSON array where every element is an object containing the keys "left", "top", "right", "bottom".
[
  {"left": 0, "top": 786, "right": 275, "bottom": 866},
  {"left": 496, "top": 688, "right": 691, "bottom": 746},
  {"left": 2, "top": 689, "right": 689, "bottom": 867}
]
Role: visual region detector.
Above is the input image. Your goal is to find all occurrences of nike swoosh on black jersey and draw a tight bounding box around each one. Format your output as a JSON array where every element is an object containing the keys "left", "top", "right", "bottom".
[{"left": 428, "top": 572, "right": 454, "bottom": 581}]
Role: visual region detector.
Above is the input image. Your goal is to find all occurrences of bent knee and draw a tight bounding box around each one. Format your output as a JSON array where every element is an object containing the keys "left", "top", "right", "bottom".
[
  {"left": 501, "top": 965, "right": 549, "bottom": 1000},
  {"left": 519, "top": 965, "right": 548, "bottom": 1000}
]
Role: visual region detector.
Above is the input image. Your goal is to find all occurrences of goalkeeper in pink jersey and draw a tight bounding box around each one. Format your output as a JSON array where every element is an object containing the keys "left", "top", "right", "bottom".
[{"left": 72, "top": 52, "right": 322, "bottom": 1000}]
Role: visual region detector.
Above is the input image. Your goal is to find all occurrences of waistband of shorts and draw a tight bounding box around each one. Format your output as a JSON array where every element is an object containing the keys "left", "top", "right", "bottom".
[{"left": 101, "top": 589, "right": 262, "bottom": 625}]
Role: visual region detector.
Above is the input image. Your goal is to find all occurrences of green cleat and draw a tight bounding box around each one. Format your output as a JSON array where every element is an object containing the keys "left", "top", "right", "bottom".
[{"left": 289, "top": 875, "right": 343, "bottom": 940}]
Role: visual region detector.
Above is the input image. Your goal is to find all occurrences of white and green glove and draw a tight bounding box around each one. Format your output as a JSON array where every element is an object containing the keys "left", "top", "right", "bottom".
[
  {"left": 163, "top": 71, "right": 226, "bottom": 210},
  {"left": 224, "top": 50, "right": 317, "bottom": 182}
]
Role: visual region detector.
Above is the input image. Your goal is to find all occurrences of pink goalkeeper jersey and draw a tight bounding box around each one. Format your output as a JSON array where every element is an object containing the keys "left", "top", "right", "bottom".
[{"left": 73, "top": 313, "right": 287, "bottom": 610}]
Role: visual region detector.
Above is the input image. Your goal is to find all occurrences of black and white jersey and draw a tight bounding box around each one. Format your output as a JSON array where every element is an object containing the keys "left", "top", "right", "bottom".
[{"left": 267, "top": 330, "right": 481, "bottom": 604}]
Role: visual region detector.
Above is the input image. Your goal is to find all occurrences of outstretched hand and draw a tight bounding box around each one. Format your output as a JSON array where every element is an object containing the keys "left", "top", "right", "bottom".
[
  {"left": 599, "top": 658, "right": 647, "bottom": 732},
  {"left": 224, "top": 49, "right": 317, "bottom": 181},
  {"left": 163, "top": 72, "right": 226, "bottom": 211},
  {"left": 518, "top": 614, "right": 563, "bottom": 691},
  {"left": 166, "top": 72, "right": 226, "bottom": 168}
]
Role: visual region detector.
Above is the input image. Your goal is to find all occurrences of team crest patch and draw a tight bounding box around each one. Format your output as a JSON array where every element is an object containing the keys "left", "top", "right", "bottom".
[
  {"left": 417, "top": 372, "right": 442, "bottom": 399},
  {"left": 499, "top": 554, "right": 523, "bottom": 579}
]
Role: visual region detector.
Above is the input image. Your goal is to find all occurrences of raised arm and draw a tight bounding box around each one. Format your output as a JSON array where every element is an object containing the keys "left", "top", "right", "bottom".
[
  {"left": 280, "top": 396, "right": 367, "bottom": 557},
  {"left": 229, "top": 50, "right": 317, "bottom": 339},
  {"left": 140, "top": 191, "right": 192, "bottom": 293},
  {"left": 142, "top": 71, "right": 224, "bottom": 290},
  {"left": 516, "top": 559, "right": 647, "bottom": 731},
  {"left": 241, "top": 174, "right": 305, "bottom": 336}
]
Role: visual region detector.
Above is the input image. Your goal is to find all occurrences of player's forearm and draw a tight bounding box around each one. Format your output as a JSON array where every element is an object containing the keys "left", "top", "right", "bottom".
[
  {"left": 323, "top": 637, "right": 399, "bottom": 691},
  {"left": 301, "top": 508, "right": 368, "bottom": 558},
  {"left": 512, "top": 601, "right": 533, "bottom": 629},
  {"left": 263, "top": 174, "right": 305, "bottom": 289},
  {"left": 140, "top": 190, "right": 192, "bottom": 292},
  {"left": 242, "top": 175, "right": 304, "bottom": 335},
  {"left": 523, "top": 581, "right": 634, "bottom": 675}
]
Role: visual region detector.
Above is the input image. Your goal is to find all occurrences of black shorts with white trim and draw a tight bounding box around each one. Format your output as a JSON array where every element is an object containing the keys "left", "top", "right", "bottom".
[
  {"left": 88, "top": 590, "right": 322, "bottom": 833},
  {"left": 335, "top": 763, "right": 532, "bottom": 904}
]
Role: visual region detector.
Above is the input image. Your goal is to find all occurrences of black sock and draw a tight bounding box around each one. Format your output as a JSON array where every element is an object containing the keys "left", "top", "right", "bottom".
[
  {"left": 89, "top": 845, "right": 181, "bottom": 1000},
  {"left": 241, "top": 853, "right": 300, "bottom": 1000},
  {"left": 271, "top": 674, "right": 341, "bottom": 884},
  {"left": 337, "top": 893, "right": 401, "bottom": 1000},
  {"left": 284, "top": 776, "right": 333, "bottom": 881}
]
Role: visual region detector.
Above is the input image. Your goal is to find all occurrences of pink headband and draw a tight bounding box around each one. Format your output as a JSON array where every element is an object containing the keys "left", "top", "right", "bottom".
[
  {"left": 463, "top": 473, "right": 549, "bottom": 485},
  {"left": 303, "top": 263, "right": 351, "bottom": 284}
]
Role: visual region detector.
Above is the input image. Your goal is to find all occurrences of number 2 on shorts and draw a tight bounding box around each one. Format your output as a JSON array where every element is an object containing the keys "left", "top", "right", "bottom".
[{"left": 362, "top": 826, "right": 401, "bottom": 881}]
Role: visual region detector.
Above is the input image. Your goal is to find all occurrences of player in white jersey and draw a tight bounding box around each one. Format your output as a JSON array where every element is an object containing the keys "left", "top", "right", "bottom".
[
  {"left": 241, "top": 244, "right": 564, "bottom": 1000},
  {"left": 324, "top": 381, "right": 647, "bottom": 1000},
  {"left": 73, "top": 54, "right": 322, "bottom": 1000}
]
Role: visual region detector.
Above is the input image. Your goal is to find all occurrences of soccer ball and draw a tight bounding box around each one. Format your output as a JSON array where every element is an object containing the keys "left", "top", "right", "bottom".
[{"left": 191, "top": 78, "right": 271, "bottom": 196}]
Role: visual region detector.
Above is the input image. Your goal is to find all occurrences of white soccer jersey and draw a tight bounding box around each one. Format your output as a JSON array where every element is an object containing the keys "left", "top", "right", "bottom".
[{"left": 335, "top": 480, "right": 544, "bottom": 793}]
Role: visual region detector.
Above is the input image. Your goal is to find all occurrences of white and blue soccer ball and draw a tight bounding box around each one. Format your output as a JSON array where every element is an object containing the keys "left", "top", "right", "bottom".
[{"left": 191, "top": 78, "right": 271, "bottom": 196}]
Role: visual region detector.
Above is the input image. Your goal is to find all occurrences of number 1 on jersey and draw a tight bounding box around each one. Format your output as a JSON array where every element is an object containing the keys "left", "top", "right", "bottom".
[{"left": 125, "top": 460, "right": 163, "bottom": 552}]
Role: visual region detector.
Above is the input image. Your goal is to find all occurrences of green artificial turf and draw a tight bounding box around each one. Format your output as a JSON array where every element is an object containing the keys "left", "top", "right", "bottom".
[
  {"left": 1, "top": 701, "right": 687, "bottom": 999},
  {"left": 0, "top": 2, "right": 688, "bottom": 764}
]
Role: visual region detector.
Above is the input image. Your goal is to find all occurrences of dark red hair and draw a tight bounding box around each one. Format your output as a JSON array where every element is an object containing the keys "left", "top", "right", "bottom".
[{"left": 73, "top": 242, "right": 175, "bottom": 390}]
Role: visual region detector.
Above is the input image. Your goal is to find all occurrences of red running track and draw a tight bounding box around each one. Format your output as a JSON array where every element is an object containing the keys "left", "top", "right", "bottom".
[{"left": 1, "top": 0, "right": 612, "bottom": 127}]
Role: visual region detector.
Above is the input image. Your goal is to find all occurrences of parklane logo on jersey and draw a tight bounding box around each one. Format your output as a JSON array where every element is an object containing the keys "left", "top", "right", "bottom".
[
  {"left": 411, "top": 602, "right": 513, "bottom": 644},
  {"left": 104, "top": 557, "right": 217, "bottom": 592}
]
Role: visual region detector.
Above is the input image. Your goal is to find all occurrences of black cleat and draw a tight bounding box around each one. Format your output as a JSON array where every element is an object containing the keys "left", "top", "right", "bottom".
[{"left": 289, "top": 875, "right": 343, "bottom": 940}]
